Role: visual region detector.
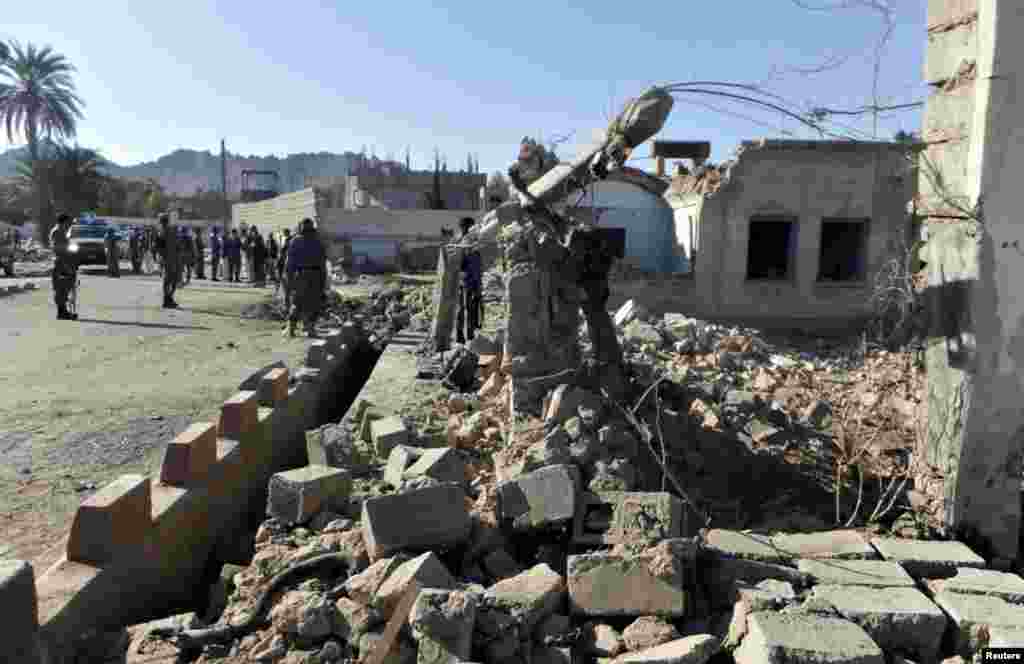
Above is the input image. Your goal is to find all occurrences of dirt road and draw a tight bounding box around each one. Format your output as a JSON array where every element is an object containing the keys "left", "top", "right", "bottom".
[{"left": 0, "top": 264, "right": 314, "bottom": 571}]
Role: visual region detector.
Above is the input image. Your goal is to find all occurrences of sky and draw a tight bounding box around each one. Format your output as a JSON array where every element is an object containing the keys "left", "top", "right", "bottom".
[{"left": 0, "top": 0, "right": 927, "bottom": 175}]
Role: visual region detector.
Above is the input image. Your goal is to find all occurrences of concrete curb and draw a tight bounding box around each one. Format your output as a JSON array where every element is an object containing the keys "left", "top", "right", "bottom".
[
  {"left": 0, "top": 281, "right": 40, "bottom": 297},
  {"left": 27, "top": 328, "right": 363, "bottom": 664}
]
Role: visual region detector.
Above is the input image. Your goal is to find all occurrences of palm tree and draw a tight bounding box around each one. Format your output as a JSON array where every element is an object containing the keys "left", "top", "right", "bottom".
[
  {"left": 16, "top": 143, "right": 106, "bottom": 219},
  {"left": 0, "top": 41, "right": 9, "bottom": 64},
  {"left": 0, "top": 41, "right": 85, "bottom": 244}
]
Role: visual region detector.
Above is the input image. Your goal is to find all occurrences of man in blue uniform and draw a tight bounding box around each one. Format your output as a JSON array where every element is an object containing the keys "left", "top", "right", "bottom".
[
  {"left": 284, "top": 218, "right": 327, "bottom": 338},
  {"left": 456, "top": 216, "right": 483, "bottom": 344}
]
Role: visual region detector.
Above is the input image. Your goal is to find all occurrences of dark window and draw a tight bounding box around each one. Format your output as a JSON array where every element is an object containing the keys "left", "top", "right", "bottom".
[
  {"left": 746, "top": 217, "right": 795, "bottom": 280},
  {"left": 818, "top": 218, "right": 869, "bottom": 282}
]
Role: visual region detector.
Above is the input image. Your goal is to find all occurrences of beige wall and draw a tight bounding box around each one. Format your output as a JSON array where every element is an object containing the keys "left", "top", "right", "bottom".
[{"left": 231, "top": 188, "right": 318, "bottom": 234}]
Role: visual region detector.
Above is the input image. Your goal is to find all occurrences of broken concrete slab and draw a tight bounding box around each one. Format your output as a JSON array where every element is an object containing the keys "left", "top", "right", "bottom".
[
  {"left": 266, "top": 465, "right": 352, "bottom": 526},
  {"left": 615, "top": 635, "right": 721, "bottom": 664},
  {"left": 770, "top": 530, "right": 875, "bottom": 560},
  {"left": 409, "top": 589, "right": 478, "bottom": 664},
  {"left": 306, "top": 421, "right": 362, "bottom": 470},
  {"left": 335, "top": 597, "right": 383, "bottom": 641},
  {"left": 582, "top": 622, "right": 624, "bottom": 657},
  {"left": 805, "top": 585, "right": 947, "bottom": 661},
  {"left": 574, "top": 491, "right": 686, "bottom": 547},
  {"left": 989, "top": 625, "right": 1024, "bottom": 647},
  {"left": 363, "top": 586, "right": 421, "bottom": 664},
  {"left": 361, "top": 483, "right": 471, "bottom": 560},
  {"left": 0, "top": 560, "right": 42, "bottom": 664},
  {"left": 733, "top": 611, "right": 884, "bottom": 664},
  {"left": 568, "top": 539, "right": 694, "bottom": 617},
  {"left": 67, "top": 473, "right": 151, "bottom": 565},
  {"left": 374, "top": 552, "right": 457, "bottom": 618},
  {"left": 344, "top": 555, "right": 411, "bottom": 606},
  {"left": 482, "top": 549, "right": 524, "bottom": 581},
  {"left": 372, "top": 416, "right": 412, "bottom": 459},
  {"left": 534, "top": 613, "right": 572, "bottom": 643},
  {"left": 544, "top": 384, "right": 603, "bottom": 427},
  {"left": 926, "top": 567, "right": 1024, "bottom": 604},
  {"left": 703, "top": 529, "right": 790, "bottom": 563},
  {"left": 402, "top": 448, "right": 466, "bottom": 487},
  {"left": 622, "top": 615, "right": 681, "bottom": 652},
  {"left": 384, "top": 445, "right": 423, "bottom": 489},
  {"left": 870, "top": 537, "right": 986, "bottom": 577},
  {"left": 496, "top": 464, "right": 579, "bottom": 532},
  {"left": 485, "top": 563, "right": 567, "bottom": 632},
  {"left": 933, "top": 590, "right": 1024, "bottom": 655},
  {"left": 796, "top": 559, "right": 916, "bottom": 589},
  {"left": 704, "top": 558, "right": 809, "bottom": 609}
]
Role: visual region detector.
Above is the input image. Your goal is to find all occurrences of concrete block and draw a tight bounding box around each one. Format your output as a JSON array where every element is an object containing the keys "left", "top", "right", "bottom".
[
  {"left": 733, "top": 611, "right": 884, "bottom": 664},
  {"left": 806, "top": 585, "right": 947, "bottom": 661},
  {"left": 989, "top": 626, "right": 1024, "bottom": 647},
  {"left": 568, "top": 539, "right": 693, "bottom": 617},
  {"left": 616, "top": 635, "right": 721, "bottom": 664},
  {"left": 344, "top": 555, "right": 411, "bottom": 606},
  {"left": 622, "top": 616, "right": 681, "bottom": 652},
  {"left": 306, "top": 421, "right": 361, "bottom": 469},
  {"left": 67, "top": 474, "right": 152, "bottom": 565},
  {"left": 496, "top": 464, "right": 579, "bottom": 532},
  {"left": 544, "top": 384, "right": 603, "bottom": 426},
  {"left": 704, "top": 529, "right": 789, "bottom": 563},
  {"left": 925, "top": 20, "right": 977, "bottom": 85},
  {"left": 574, "top": 491, "right": 685, "bottom": 547},
  {"left": 705, "top": 558, "right": 809, "bottom": 608},
  {"left": 770, "top": 530, "right": 875, "bottom": 560},
  {"left": 306, "top": 339, "right": 329, "bottom": 368},
  {"left": 219, "top": 390, "right": 259, "bottom": 439},
  {"left": 374, "top": 552, "right": 456, "bottom": 617},
  {"left": 933, "top": 590, "right": 1024, "bottom": 655},
  {"left": 409, "top": 588, "right": 478, "bottom": 664},
  {"left": 796, "top": 559, "right": 916, "bottom": 588},
  {"left": 266, "top": 465, "right": 352, "bottom": 526},
  {"left": 485, "top": 563, "right": 566, "bottom": 631},
  {"left": 259, "top": 367, "right": 290, "bottom": 406},
  {"left": 927, "top": 567, "right": 1024, "bottom": 604},
  {"left": 923, "top": 84, "right": 974, "bottom": 142},
  {"left": 928, "top": 0, "right": 977, "bottom": 30},
  {"left": 0, "top": 560, "right": 42, "bottom": 663},
  {"left": 402, "top": 448, "right": 466, "bottom": 487},
  {"left": 920, "top": 136, "right": 973, "bottom": 214},
  {"left": 582, "top": 622, "right": 623, "bottom": 657},
  {"left": 361, "top": 484, "right": 470, "bottom": 560},
  {"left": 384, "top": 445, "right": 423, "bottom": 489},
  {"left": 482, "top": 549, "right": 523, "bottom": 580},
  {"left": 159, "top": 422, "right": 217, "bottom": 487},
  {"left": 870, "top": 537, "right": 986, "bottom": 578},
  {"left": 372, "top": 416, "right": 411, "bottom": 459}
]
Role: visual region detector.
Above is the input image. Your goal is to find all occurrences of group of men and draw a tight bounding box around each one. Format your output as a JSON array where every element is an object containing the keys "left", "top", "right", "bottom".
[{"left": 49, "top": 214, "right": 328, "bottom": 335}]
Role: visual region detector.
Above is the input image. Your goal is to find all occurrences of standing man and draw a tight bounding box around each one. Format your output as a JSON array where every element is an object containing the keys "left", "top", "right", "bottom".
[
  {"left": 267, "top": 231, "right": 279, "bottom": 284},
  {"left": 240, "top": 223, "right": 252, "bottom": 282},
  {"left": 180, "top": 227, "right": 194, "bottom": 286},
  {"left": 455, "top": 216, "right": 483, "bottom": 344},
  {"left": 50, "top": 213, "right": 78, "bottom": 320},
  {"left": 156, "top": 214, "right": 181, "bottom": 308},
  {"left": 129, "top": 227, "right": 143, "bottom": 274},
  {"left": 210, "top": 227, "right": 222, "bottom": 281},
  {"left": 225, "top": 228, "right": 242, "bottom": 282},
  {"left": 194, "top": 226, "right": 206, "bottom": 280},
  {"left": 284, "top": 217, "right": 327, "bottom": 338},
  {"left": 250, "top": 227, "right": 267, "bottom": 286},
  {"left": 105, "top": 226, "right": 121, "bottom": 277}
]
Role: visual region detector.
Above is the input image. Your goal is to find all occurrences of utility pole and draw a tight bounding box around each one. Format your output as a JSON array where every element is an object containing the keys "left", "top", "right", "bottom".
[{"left": 221, "top": 139, "right": 229, "bottom": 233}]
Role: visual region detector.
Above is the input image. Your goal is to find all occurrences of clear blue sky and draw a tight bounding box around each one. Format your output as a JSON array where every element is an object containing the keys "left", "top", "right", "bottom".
[{"left": 1, "top": 0, "right": 927, "bottom": 174}]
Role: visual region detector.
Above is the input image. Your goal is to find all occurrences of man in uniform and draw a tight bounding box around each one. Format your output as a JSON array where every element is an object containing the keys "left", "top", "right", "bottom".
[
  {"left": 284, "top": 218, "right": 327, "bottom": 338},
  {"left": 180, "top": 227, "right": 194, "bottom": 286},
  {"left": 194, "top": 226, "right": 205, "bottom": 280},
  {"left": 225, "top": 228, "right": 242, "bottom": 282},
  {"left": 277, "top": 227, "right": 293, "bottom": 311},
  {"left": 455, "top": 216, "right": 483, "bottom": 344},
  {"left": 129, "top": 227, "right": 143, "bottom": 274},
  {"left": 156, "top": 214, "right": 181, "bottom": 308},
  {"left": 50, "top": 213, "right": 78, "bottom": 320},
  {"left": 210, "top": 227, "right": 222, "bottom": 281},
  {"left": 105, "top": 226, "right": 121, "bottom": 277}
]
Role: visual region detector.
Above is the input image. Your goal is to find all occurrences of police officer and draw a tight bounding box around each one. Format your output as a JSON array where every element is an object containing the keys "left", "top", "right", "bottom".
[
  {"left": 225, "top": 229, "right": 242, "bottom": 282},
  {"left": 180, "top": 227, "right": 194, "bottom": 286},
  {"left": 284, "top": 218, "right": 327, "bottom": 338},
  {"left": 129, "top": 227, "right": 143, "bottom": 274},
  {"left": 194, "top": 226, "right": 206, "bottom": 280},
  {"left": 210, "top": 227, "right": 222, "bottom": 281},
  {"left": 105, "top": 226, "right": 121, "bottom": 277},
  {"left": 156, "top": 214, "right": 181, "bottom": 308},
  {"left": 455, "top": 216, "right": 483, "bottom": 344},
  {"left": 50, "top": 213, "right": 78, "bottom": 320},
  {"left": 278, "top": 228, "right": 293, "bottom": 310}
]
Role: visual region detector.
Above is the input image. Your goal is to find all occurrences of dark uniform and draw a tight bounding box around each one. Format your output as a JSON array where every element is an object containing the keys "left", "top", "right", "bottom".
[
  {"left": 210, "top": 229, "right": 222, "bottom": 281},
  {"left": 251, "top": 228, "right": 267, "bottom": 285},
  {"left": 194, "top": 228, "right": 205, "bottom": 280},
  {"left": 50, "top": 215, "right": 78, "bottom": 320},
  {"left": 180, "top": 228, "right": 194, "bottom": 286},
  {"left": 456, "top": 218, "right": 483, "bottom": 344},
  {"left": 105, "top": 228, "right": 121, "bottom": 277},
  {"left": 129, "top": 229, "right": 142, "bottom": 274},
  {"left": 225, "top": 230, "right": 242, "bottom": 282},
  {"left": 156, "top": 216, "right": 180, "bottom": 307},
  {"left": 278, "top": 229, "right": 293, "bottom": 310},
  {"left": 285, "top": 219, "right": 327, "bottom": 337}
]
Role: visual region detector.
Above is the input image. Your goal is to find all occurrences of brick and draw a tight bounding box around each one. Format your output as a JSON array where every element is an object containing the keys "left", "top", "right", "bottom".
[
  {"left": 486, "top": 563, "right": 566, "bottom": 631},
  {"left": 266, "top": 465, "right": 352, "bottom": 526},
  {"left": 0, "top": 560, "right": 42, "bottom": 663},
  {"left": 568, "top": 539, "right": 693, "bottom": 617},
  {"left": 496, "top": 464, "right": 579, "bottom": 532},
  {"left": 933, "top": 590, "right": 1024, "bottom": 655},
  {"left": 927, "top": 0, "right": 978, "bottom": 32},
  {"left": 384, "top": 445, "right": 422, "bottom": 489},
  {"left": 925, "top": 20, "right": 977, "bottom": 85},
  {"left": 159, "top": 422, "right": 217, "bottom": 487},
  {"left": 259, "top": 367, "right": 289, "bottom": 406},
  {"left": 926, "top": 567, "right": 1024, "bottom": 604},
  {"left": 306, "top": 339, "right": 328, "bottom": 368},
  {"left": 219, "top": 391, "right": 259, "bottom": 439},
  {"left": 770, "top": 530, "right": 875, "bottom": 560},
  {"left": 807, "top": 585, "right": 947, "bottom": 661},
  {"left": 361, "top": 484, "right": 470, "bottom": 560},
  {"left": 68, "top": 474, "right": 152, "bottom": 565},
  {"left": 870, "top": 537, "right": 986, "bottom": 578},
  {"left": 615, "top": 635, "right": 721, "bottom": 664},
  {"left": 409, "top": 589, "right": 478, "bottom": 664},
  {"left": 574, "top": 491, "right": 685, "bottom": 547},
  {"left": 374, "top": 552, "right": 456, "bottom": 617},
  {"left": 372, "top": 416, "right": 411, "bottom": 458},
  {"left": 704, "top": 529, "right": 790, "bottom": 563},
  {"left": 733, "top": 611, "right": 884, "bottom": 664},
  {"left": 796, "top": 559, "right": 916, "bottom": 588}
]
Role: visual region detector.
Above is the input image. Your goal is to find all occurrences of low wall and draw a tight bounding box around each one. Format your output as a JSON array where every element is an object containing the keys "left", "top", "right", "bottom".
[
  {"left": 232, "top": 189, "right": 318, "bottom": 234},
  {"left": 20, "top": 324, "right": 367, "bottom": 664}
]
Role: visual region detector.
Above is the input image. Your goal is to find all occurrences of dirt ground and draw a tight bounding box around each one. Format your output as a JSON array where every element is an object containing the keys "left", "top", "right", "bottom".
[{"left": 0, "top": 264, "right": 315, "bottom": 572}]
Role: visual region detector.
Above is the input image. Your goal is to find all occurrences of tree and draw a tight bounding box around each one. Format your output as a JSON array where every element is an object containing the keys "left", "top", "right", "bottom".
[
  {"left": 0, "top": 41, "right": 9, "bottom": 64},
  {"left": 0, "top": 41, "right": 85, "bottom": 244},
  {"left": 893, "top": 129, "right": 919, "bottom": 144},
  {"left": 143, "top": 178, "right": 168, "bottom": 217},
  {"left": 17, "top": 143, "right": 106, "bottom": 219}
]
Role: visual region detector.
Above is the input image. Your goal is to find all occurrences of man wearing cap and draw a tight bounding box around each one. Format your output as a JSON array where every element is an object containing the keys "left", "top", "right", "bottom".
[
  {"left": 284, "top": 217, "right": 327, "bottom": 338},
  {"left": 156, "top": 214, "right": 181, "bottom": 308}
]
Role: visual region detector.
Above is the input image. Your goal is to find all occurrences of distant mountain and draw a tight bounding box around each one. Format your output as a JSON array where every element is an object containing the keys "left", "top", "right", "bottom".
[{"left": 0, "top": 146, "right": 390, "bottom": 196}]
